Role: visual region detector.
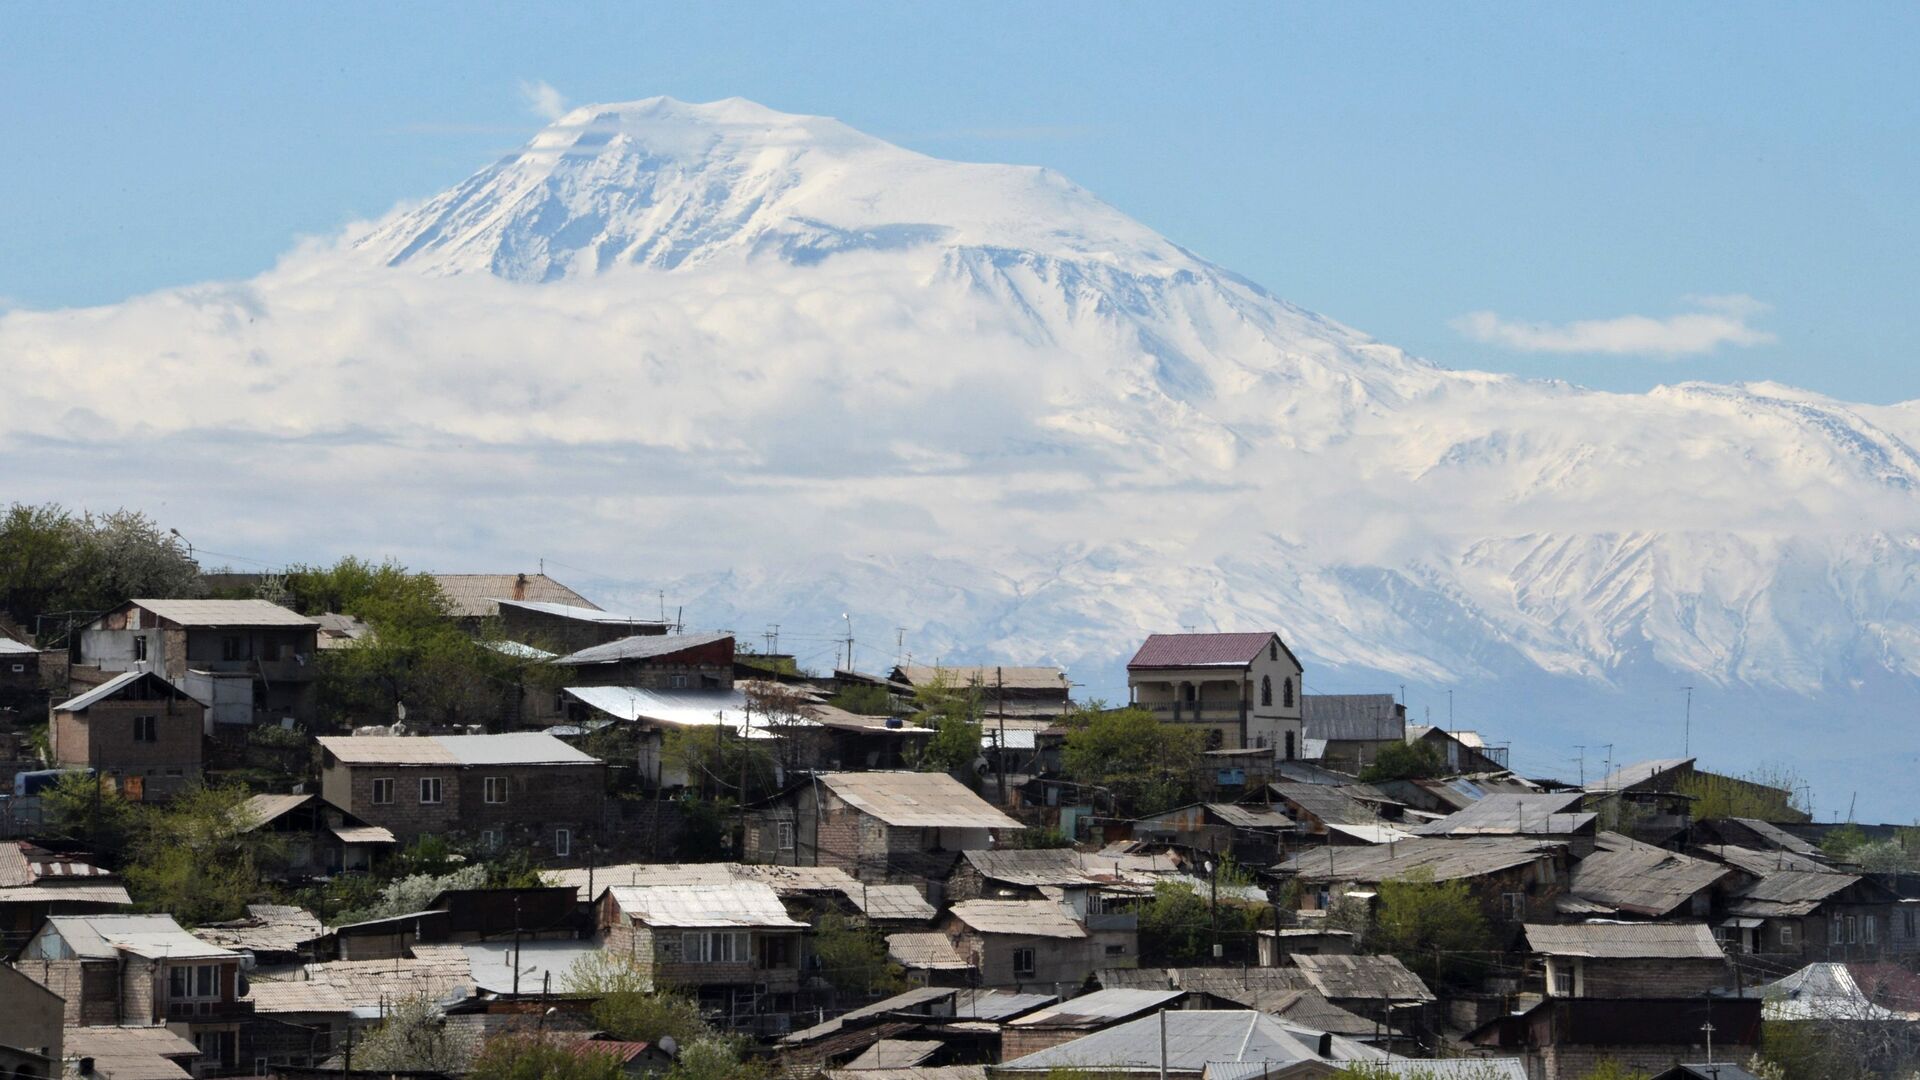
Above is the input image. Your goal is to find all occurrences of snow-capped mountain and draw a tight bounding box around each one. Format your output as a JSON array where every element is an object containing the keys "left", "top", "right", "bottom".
[{"left": 3, "top": 97, "right": 1916, "bottom": 811}]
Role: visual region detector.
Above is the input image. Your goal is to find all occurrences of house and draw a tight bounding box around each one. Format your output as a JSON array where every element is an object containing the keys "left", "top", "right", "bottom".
[
  {"left": 0, "top": 962, "right": 63, "bottom": 1067},
  {"left": 548, "top": 862, "right": 936, "bottom": 928},
  {"left": 1253, "top": 927, "right": 1356, "bottom": 965},
  {"left": 742, "top": 771, "right": 1023, "bottom": 882},
  {"left": 993, "top": 1009, "right": 1384, "bottom": 1077},
  {"left": 1721, "top": 868, "right": 1901, "bottom": 961},
  {"left": 1403, "top": 726, "right": 1509, "bottom": 774},
  {"left": 888, "top": 932, "right": 976, "bottom": 985},
  {"left": 316, "top": 732, "right": 605, "bottom": 855},
  {"left": 943, "top": 849, "right": 1145, "bottom": 969},
  {"left": 1135, "top": 803, "right": 1295, "bottom": 865},
  {"left": 1752, "top": 961, "right": 1907, "bottom": 1021},
  {"left": 1584, "top": 759, "right": 1698, "bottom": 843},
  {"left": 76, "top": 599, "right": 320, "bottom": 725},
  {"left": 563, "top": 684, "right": 857, "bottom": 787},
  {"left": 1278, "top": 837, "right": 1568, "bottom": 928},
  {"left": 554, "top": 632, "right": 735, "bottom": 691},
  {"left": 1126, "top": 632, "right": 1305, "bottom": 758},
  {"left": 49, "top": 670, "right": 206, "bottom": 800},
  {"left": 190, "top": 904, "right": 324, "bottom": 968},
  {"left": 495, "top": 598, "right": 672, "bottom": 654},
  {"left": 944, "top": 899, "right": 1091, "bottom": 991},
  {"left": 0, "top": 634, "right": 50, "bottom": 706},
  {"left": 1287, "top": 953, "right": 1436, "bottom": 1028},
  {"left": 61, "top": 1026, "right": 203, "bottom": 1080},
  {"left": 1263, "top": 782, "right": 1406, "bottom": 844},
  {"left": 1560, "top": 833, "right": 1735, "bottom": 919},
  {"left": 18, "top": 914, "right": 250, "bottom": 1071},
  {"left": 1001, "top": 987, "right": 1185, "bottom": 1057},
  {"left": 1096, "top": 967, "right": 1380, "bottom": 1042},
  {"left": 237, "top": 981, "right": 354, "bottom": 1071},
  {"left": 1466, "top": 996, "right": 1761, "bottom": 1080},
  {"left": 595, "top": 882, "right": 806, "bottom": 1032},
  {"left": 0, "top": 842, "right": 130, "bottom": 948},
  {"left": 1409, "top": 792, "right": 1596, "bottom": 851},
  {"left": 892, "top": 665, "right": 1072, "bottom": 718},
  {"left": 431, "top": 572, "right": 601, "bottom": 629},
  {"left": 1524, "top": 923, "right": 1733, "bottom": 999},
  {"left": 1300, "top": 694, "right": 1406, "bottom": 774},
  {"left": 237, "top": 793, "right": 396, "bottom": 877}
]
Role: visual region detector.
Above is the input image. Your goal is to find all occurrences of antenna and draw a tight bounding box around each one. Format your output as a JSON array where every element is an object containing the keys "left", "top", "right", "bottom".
[
  {"left": 1573, "top": 745, "right": 1585, "bottom": 788},
  {"left": 842, "top": 613, "right": 854, "bottom": 672},
  {"left": 1680, "top": 686, "right": 1694, "bottom": 757}
]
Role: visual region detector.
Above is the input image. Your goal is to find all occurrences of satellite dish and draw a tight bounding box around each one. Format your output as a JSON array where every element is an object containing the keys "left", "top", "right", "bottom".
[{"left": 396, "top": 702, "right": 408, "bottom": 721}]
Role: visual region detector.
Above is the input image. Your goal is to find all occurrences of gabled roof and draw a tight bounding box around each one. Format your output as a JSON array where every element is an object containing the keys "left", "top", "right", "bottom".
[
  {"left": 960, "top": 848, "right": 1157, "bottom": 890},
  {"left": 819, "top": 771, "right": 1023, "bottom": 829},
  {"left": 432, "top": 573, "right": 597, "bottom": 619},
  {"left": 192, "top": 904, "right": 324, "bottom": 956},
  {"left": 888, "top": 932, "right": 972, "bottom": 971},
  {"left": 1411, "top": 792, "right": 1593, "bottom": 838},
  {"left": 1697, "top": 844, "right": 1833, "bottom": 877},
  {"left": 894, "top": 664, "right": 1069, "bottom": 691},
  {"left": 604, "top": 882, "right": 806, "bottom": 929},
  {"left": 241, "top": 793, "right": 315, "bottom": 829},
  {"left": 1565, "top": 833, "right": 1733, "bottom": 917},
  {"left": 492, "top": 597, "right": 670, "bottom": 626},
  {"left": 1291, "top": 953, "right": 1435, "bottom": 1002},
  {"left": 0, "top": 635, "right": 39, "bottom": 655},
  {"left": 1728, "top": 870, "right": 1864, "bottom": 917},
  {"left": 564, "top": 685, "right": 815, "bottom": 736},
  {"left": 120, "top": 598, "right": 316, "bottom": 628},
  {"left": 43, "top": 914, "right": 238, "bottom": 960},
  {"left": 1755, "top": 962, "right": 1905, "bottom": 1021},
  {"left": 1127, "top": 632, "right": 1295, "bottom": 671},
  {"left": 998, "top": 1010, "right": 1378, "bottom": 1072},
  {"left": 1301, "top": 694, "right": 1405, "bottom": 742},
  {"left": 1589, "top": 758, "right": 1694, "bottom": 794},
  {"left": 315, "top": 732, "right": 598, "bottom": 767},
  {"left": 948, "top": 899, "right": 1086, "bottom": 938},
  {"left": 54, "top": 669, "right": 197, "bottom": 712},
  {"left": 1202, "top": 803, "right": 1294, "bottom": 829},
  {"left": 555, "top": 631, "right": 732, "bottom": 666},
  {"left": 1266, "top": 783, "right": 1379, "bottom": 827},
  {"left": 1524, "top": 922, "right": 1725, "bottom": 960},
  {"left": 1728, "top": 817, "right": 1823, "bottom": 855},
  {"left": 1278, "top": 837, "right": 1557, "bottom": 885}
]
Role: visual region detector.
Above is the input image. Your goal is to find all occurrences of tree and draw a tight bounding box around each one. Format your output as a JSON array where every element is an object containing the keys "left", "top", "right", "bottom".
[
  {"left": 1060, "top": 706, "right": 1202, "bottom": 817},
  {"left": 665, "top": 1037, "right": 769, "bottom": 1080},
  {"left": 40, "top": 770, "right": 139, "bottom": 861},
  {"left": 1369, "top": 869, "right": 1492, "bottom": 989},
  {"left": 351, "top": 996, "right": 476, "bottom": 1073},
  {"left": 908, "top": 673, "right": 982, "bottom": 774},
  {"left": 564, "top": 952, "right": 713, "bottom": 1046},
  {"left": 0, "top": 503, "right": 202, "bottom": 630},
  {"left": 674, "top": 795, "right": 737, "bottom": 862},
  {"left": 1820, "top": 824, "right": 1870, "bottom": 859},
  {"left": 469, "top": 1037, "right": 626, "bottom": 1080},
  {"left": 827, "top": 684, "right": 892, "bottom": 715},
  {"left": 1846, "top": 838, "right": 1917, "bottom": 873},
  {"left": 1676, "top": 767, "right": 1809, "bottom": 822},
  {"left": 1577, "top": 1064, "right": 1651, "bottom": 1080},
  {"left": 812, "top": 912, "right": 904, "bottom": 996},
  {"left": 664, "top": 726, "right": 777, "bottom": 802},
  {"left": 1137, "top": 879, "right": 1257, "bottom": 966},
  {"left": 337, "top": 864, "right": 486, "bottom": 924},
  {"left": 1357, "top": 740, "right": 1446, "bottom": 782},
  {"left": 123, "top": 783, "right": 283, "bottom": 925}
]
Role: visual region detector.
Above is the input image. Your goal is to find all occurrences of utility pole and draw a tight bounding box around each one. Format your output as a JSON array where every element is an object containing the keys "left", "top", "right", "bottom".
[
  {"left": 995, "top": 667, "right": 1008, "bottom": 806},
  {"left": 1574, "top": 745, "right": 1586, "bottom": 787},
  {"left": 842, "top": 613, "right": 854, "bottom": 672},
  {"left": 1681, "top": 686, "right": 1694, "bottom": 757},
  {"left": 1158, "top": 1009, "right": 1168, "bottom": 1080}
]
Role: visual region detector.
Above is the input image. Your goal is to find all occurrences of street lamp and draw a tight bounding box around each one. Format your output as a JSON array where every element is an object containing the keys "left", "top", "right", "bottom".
[{"left": 168, "top": 528, "right": 194, "bottom": 561}]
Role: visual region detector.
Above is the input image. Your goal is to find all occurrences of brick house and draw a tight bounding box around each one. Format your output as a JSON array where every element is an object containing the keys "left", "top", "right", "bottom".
[
  {"left": 1125, "top": 632, "right": 1304, "bottom": 758},
  {"left": 944, "top": 899, "right": 1092, "bottom": 992},
  {"left": 0, "top": 842, "right": 131, "bottom": 950},
  {"left": 316, "top": 732, "right": 604, "bottom": 857},
  {"left": 77, "top": 599, "right": 320, "bottom": 726},
  {"left": 18, "top": 914, "right": 252, "bottom": 1072},
  {"left": 742, "top": 771, "right": 1024, "bottom": 883},
  {"left": 1525, "top": 923, "right": 1734, "bottom": 999},
  {"left": 238, "top": 793, "right": 396, "bottom": 877},
  {"left": 50, "top": 670, "right": 206, "bottom": 800},
  {"left": 596, "top": 882, "right": 806, "bottom": 1032}
]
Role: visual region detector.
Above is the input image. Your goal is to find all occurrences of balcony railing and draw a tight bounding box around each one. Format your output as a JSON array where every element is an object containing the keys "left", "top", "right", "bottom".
[
  {"left": 1086, "top": 912, "right": 1138, "bottom": 932},
  {"left": 1137, "top": 702, "right": 1247, "bottom": 724}
]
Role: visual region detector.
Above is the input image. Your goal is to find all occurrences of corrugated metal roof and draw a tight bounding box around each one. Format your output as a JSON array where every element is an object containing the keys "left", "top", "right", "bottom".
[
  {"left": 556, "top": 631, "right": 732, "bottom": 666},
  {"left": 1697, "top": 844, "right": 1833, "bottom": 877},
  {"left": 961, "top": 849, "right": 1157, "bottom": 889},
  {"left": 888, "top": 932, "right": 972, "bottom": 970},
  {"left": 1009, "top": 988, "right": 1185, "bottom": 1027},
  {"left": 332, "top": 824, "right": 398, "bottom": 845},
  {"left": 54, "top": 669, "right": 192, "bottom": 712},
  {"left": 46, "top": 914, "right": 238, "bottom": 960},
  {"left": 316, "top": 735, "right": 457, "bottom": 765},
  {"left": 606, "top": 883, "right": 806, "bottom": 929},
  {"left": 1729, "top": 870, "right": 1862, "bottom": 917},
  {"left": 1300, "top": 695, "right": 1405, "bottom": 742},
  {"left": 285, "top": 942, "right": 474, "bottom": 1007},
  {"left": 951, "top": 989, "right": 1058, "bottom": 1021},
  {"left": 1588, "top": 758, "right": 1694, "bottom": 793},
  {"left": 1267, "top": 783, "right": 1378, "bottom": 827},
  {"left": 828, "top": 1067, "right": 986, "bottom": 1080},
  {"left": 316, "top": 732, "right": 596, "bottom": 766},
  {"left": 821, "top": 772, "right": 1024, "bottom": 829},
  {"left": 125, "top": 598, "right": 317, "bottom": 628},
  {"left": 1411, "top": 793, "right": 1594, "bottom": 838},
  {"left": 1323, "top": 822, "right": 1418, "bottom": 844},
  {"left": 1524, "top": 922, "right": 1725, "bottom": 960},
  {"left": 464, "top": 939, "right": 603, "bottom": 995},
  {"left": 782, "top": 986, "right": 961, "bottom": 1044},
  {"left": 192, "top": 904, "right": 323, "bottom": 955},
  {"left": 1756, "top": 962, "right": 1905, "bottom": 1021},
  {"left": 1567, "top": 833, "right": 1731, "bottom": 917},
  {"left": 895, "top": 665, "right": 1069, "bottom": 692},
  {"left": 1278, "top": 837, "right": 1556, "bottom": 885},
  {"left": 492, "top": 598, "right": 669, "bottom": 626},
  {"left": 64, "top": 1027, "right": 202, "bottom": 1059},
  {"left": 845, "top": 1040, "right": 945, "bottom": 1070},
  {"left": 564, "top": 685, "right": 814, "bottom": 736},
  {"left": 432, "top": 574, "right": 598, "bottom": 619},
  {"left": 242, "top": 793, "right": 313, "bottom": 829},
  {"left": 0, "top": 636, "right": 39, "bottom": 655},
  {"left": 1203, "top": 804, "right": 1294, "bottom": 829},
  {"left": 948, "top": 899, "right": 1085, "bottom": 938},
  {"left": 243, "top": 980, "right": 355, "bottom": 1014},
  {"left": 1292, "top": 953, "right": 1435, "bottom": 1002},
  {"left": 1730, "top": 818, "right": 1823, "bottom": 855},
  {"left": 1127, "top": 633, "right": 1278, "bottom": 670},
  {"left": 999, "top": 1010, "right": 1378, "bottom": 1072}
]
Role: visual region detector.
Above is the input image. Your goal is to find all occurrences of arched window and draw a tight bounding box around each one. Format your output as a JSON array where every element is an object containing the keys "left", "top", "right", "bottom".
[
  {"left": 1270, "top": 640, "right": 1278, "bottom": 661},
  {"left": 1284, "top": 731, "right": 1296, "bottom": 760},
  {"left": 1260, "top": 675, "right": 1273, "bottom": 707},
  {"left": 1283, "top": 677, "right": 1295, "bottom": 708}
]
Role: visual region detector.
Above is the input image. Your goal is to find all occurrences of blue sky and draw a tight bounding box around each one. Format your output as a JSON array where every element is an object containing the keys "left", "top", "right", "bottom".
[{"left": 4, "top": 3, "right": 1917, "bottom": 401}]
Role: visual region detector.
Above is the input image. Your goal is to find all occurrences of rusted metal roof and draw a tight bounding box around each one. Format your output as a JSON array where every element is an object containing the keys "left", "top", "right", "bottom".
[
  {"left": 1127, "top": 633, "right": 1279, "bottom": 670},
  {"left": 1202, "top": 803, "right": 1294, "bottom": 829},
  {"left": 1524, "top": 921, "right": 1725, "bottom": 960},
  {"left": 820, "top": 771, "right": 1023, "bottom": 829}
]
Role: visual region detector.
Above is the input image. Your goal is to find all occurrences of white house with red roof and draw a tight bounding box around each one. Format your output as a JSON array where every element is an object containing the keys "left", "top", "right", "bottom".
[{"left": 1125, "top": 632, "right": 1304, "bottom": 759}]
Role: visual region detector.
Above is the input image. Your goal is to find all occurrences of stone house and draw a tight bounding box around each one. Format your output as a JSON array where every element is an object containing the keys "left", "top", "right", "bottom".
[
  {"left": 1125, "top": 632, "right": 1304, "bottom": 758},
  {"left": 77, "top": 599, "right": 320, "bottom": 725},
  {"left": 1279, "top": 836, "right": 1570, "bottom": 933},
  {"left": 1301, "top": 693, "right": 1406, "bottom": 773},
  {"left": 1134, "top": 802, "right": 1295, "bottom": 865},
  {"left": 1524, "top": 923, "right": 1733, "bottom": 999},
  {"left": 943, "top": 849, "right": 1144, "bottom": 969},
  {"left": 943, "top": 899, "right": 1092, "bottom": 992},
  {"left": 316, "top": 732, "right": 605, "bottom": 856},
  {"left": 18, "top": 914, "right": 251, "bottom": 1072},
  {"left": 0, "top": 842, "right": 130, "bottom": 951},
  {"left": 596, "top": 882, "right": 806, "bottom": 1032},
  {"left": 742, "top": 771, "right": 1023, "bottom": 884},
  {"left": 1559, "top": 833, "right": 1734, "bottom": 919},
  {"left": 238, "top": 793, "right": 396, "bottom": 878},
  {"left": 50, "top": 670, "right": 206, "bottom": 800},
  {"left": 430, "top": 572, "right": 600, "bottom": 631},
  {"left": 1721, "top": 868, "right": 1901, "bottom": 961}
]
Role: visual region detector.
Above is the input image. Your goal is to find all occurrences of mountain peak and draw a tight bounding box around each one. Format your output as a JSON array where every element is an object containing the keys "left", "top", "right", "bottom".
[{"left": 353, "top": 96, "right": 1186, "bottom": 281}]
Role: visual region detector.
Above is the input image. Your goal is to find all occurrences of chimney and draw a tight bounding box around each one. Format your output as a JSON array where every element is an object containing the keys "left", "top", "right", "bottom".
[
  {"left": 1315, "top": 1032, "right": 1332, "bottom": 1058},
  {"left": 514, "top": 573, "right": 528, "bottom": 600}
]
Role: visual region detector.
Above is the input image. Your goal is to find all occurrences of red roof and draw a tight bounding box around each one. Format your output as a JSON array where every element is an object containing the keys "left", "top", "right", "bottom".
[{"left": 1127, "top": 632, "right": 1277, "bottom": 669}]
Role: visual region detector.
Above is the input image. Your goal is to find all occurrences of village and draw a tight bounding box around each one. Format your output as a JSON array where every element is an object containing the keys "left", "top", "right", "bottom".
[{"left": 2, "top": 537, "right": 1918, "bottom": 1080}]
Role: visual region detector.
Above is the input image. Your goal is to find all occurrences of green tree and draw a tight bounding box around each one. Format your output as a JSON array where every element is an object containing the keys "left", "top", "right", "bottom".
[
  {"left": 337, "top": 864, "right": 487, "bottom": 924},
  {"left": 1137, "top": 879, "right": 1257, "bottom": 966},
  {"left": 665, "top": 1037, "right": 768, "bottom": 1080},
  {"left": 908, "top": 672, "right": 982, "bottom": 774},
  {"left": 123, "top": 784, "right": 284, "bottom": 925},
  {"left": 0, "top": 503, "right": 202, "bottom": 629},
  {"left": 827, "top": 684, "right": 893, "bottom": 715},
  {"left": 469, "top": 1037, "right": 625, "bottom": 1080},
  {"left": 1059, "top": 706, "right": 1202, "bottom": 817},
  {"left": 674, "top": 796, "right": 737, "bottom": 862},
  {"left": 813, "top": 912, "right": 904, "bottom": 996},
  {"left": 40, "top": 770, "right": 140, "bottom": 860},
  {"left": 564, "top": 952, "right": 712, "bottom": 1045},
  {"left": 664, "top": 727, "right": 777, "bottom": 801},
  {"left": 1676, "top": 767, "right": 1808, "bottom": 822},
  {"left": 351, "top": 996, "right": 476, "bottom": 1072},
  {"left": 1578, "top": 1064, "right": 1651, "bottom": 1080},
  {"left": 1370, "top": 869, "right": 1492, "bottom": 989},
  {"left": 1357, "top": 740, "right": 1446, "bottom": 782},
  {"left": 1820, "top": 824, "right": 1869, "bottom": 859}
]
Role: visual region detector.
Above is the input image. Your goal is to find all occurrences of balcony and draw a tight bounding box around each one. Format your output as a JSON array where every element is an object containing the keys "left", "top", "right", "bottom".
[
  {"left": 1086, "top": 912, "right": 1138, "bottom": 932},
  {"left": 1136, "top": 702, "right": 1247, "bottom": 725},
  {"left": 163, "top": 998, "right": 255, "bottom": 1022}
]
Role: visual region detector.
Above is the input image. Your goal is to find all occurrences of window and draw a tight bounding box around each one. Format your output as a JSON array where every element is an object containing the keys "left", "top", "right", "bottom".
[
  {"left": 370, "top": 778, "right": 394, "bottom": 805},
  {"left": 1780, "top": 924, "right": 1795, "bottom": 947},
  {"left": 555, "top": 828, "right": 571, "bottom": 857},
  {"left": 484, "top": 776, "right": 509, "bottom": 804},
  {"left": 1846, "top": 916, "right": 1858, "bottom": 944},
  {"left": 480, "top": 830, "right": 501, "bottom": 851},
  {"left": 1182, "top": 682, "right": 1196, "bottom": 703},
  {"left": 256, "top": 1060, "right": 269, "bottom": 1077},
  {"left": 1260, "top": 675, "right": 1273, "bottom": 707},
  {"left": 554, "top": 691, "right": 568, "bottom": 713},
  {"left": 1284, "top": 731, "right": 1296, "bottom": 760},
  {"left": 1864, "top": 917, "right": 1876, "bottom": 945},
  {"left": 777, "top": 822, "right": 795, "bottom": 850},
  {"left": 1012, "top": 947, "right": 1036, "bottom": 979},
  {"left": 133, "top": 637, "right": 148, "bottom": 662},
  {"left": 1906, "top": 910, "right": 1917, "bottom": 939},
  {"left": 169, "top": 963, "right": 220, "bottom": 1000},
  {"left": 668, "top": 674, "right": 690, "bottom": 689},
  {"left": 222, "top": 635, "right": 244, "bottom": 661},
  {"left": 419, "top": 776, "right": 442, "bottom": 804},
  {"left": 8, "top": 663, "right": 22, "bottom": 673},
  {"left": 1283, "top": 677, "right": 1294, "bottom": 708},
  {"left": 1503, "top": 892, "right": 1527, "bottom": 920},
  {"left": 1550, "top": 964, "right": 1573, "bottom": 997},
  {"left": 1105, "top": 944, "right": 1125, "bottom": 956},
  {"left": 1269, "top": 640, "right": 1278, "bottom": 661},
  {"left": 133, "top": 715, "right": 157, "bottom": 743},
  {"left": 680, "top": 931, "right": 749, "bottom": 963}
]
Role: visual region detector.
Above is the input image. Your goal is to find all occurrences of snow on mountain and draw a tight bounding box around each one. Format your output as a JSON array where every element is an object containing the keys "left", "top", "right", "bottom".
[{"left": 3, "top": 97, "right": 1917, "bottom": 810}]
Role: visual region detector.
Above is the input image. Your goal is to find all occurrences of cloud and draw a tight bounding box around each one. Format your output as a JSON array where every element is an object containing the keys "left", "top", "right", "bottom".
[
  {"left": 517, "top": 79, "right": 569, "bottom": 121},
  {"left": 1452, "top": 294, "right": 1775, "bottom": 358}
]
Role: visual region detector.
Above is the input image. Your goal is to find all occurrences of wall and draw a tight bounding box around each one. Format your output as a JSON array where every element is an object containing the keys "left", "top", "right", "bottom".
[
  {"left": 325, "top": 761, "right": 604, "bottom": 847},
  {"left": 1565, "top": 957, "right": 1731, "bottom": 999},
  {"left": 954, "top": 928, "right": 1093, "bottom": 992},
  {"left": 0, "top": 963, "right": 64, "bottom": 1061},
  {"left": 1536, "top": 1043, "right": 1755, "bottom": 1080},
  {"left": 500, "top": 607, "right": 665, "bottom": 654},
  {"left": 59, "top": 697, "right": 204, "bottom": 799}
]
